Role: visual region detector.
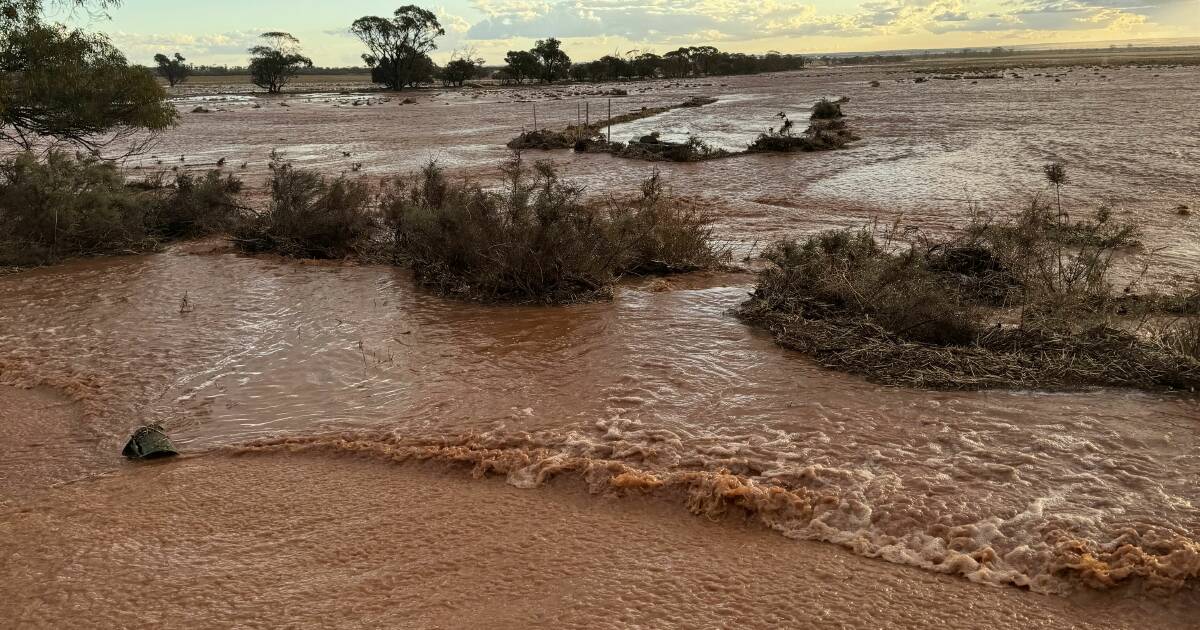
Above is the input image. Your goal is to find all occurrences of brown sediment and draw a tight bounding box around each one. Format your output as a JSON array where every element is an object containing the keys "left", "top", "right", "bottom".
[
  {"left": 230, "top": 431, "right": 1200, "bottom": 597},
  {"left": 2, "top": 385, "right": 1195, "bottom": 630},
  {"left": 3, "top": 64, "right": 1200, "bottom": 626}
]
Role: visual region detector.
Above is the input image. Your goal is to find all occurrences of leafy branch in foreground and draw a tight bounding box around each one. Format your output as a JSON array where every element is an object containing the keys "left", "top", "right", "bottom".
[{"left": 0, "top": 19, "right": 176, "bottom": 154}]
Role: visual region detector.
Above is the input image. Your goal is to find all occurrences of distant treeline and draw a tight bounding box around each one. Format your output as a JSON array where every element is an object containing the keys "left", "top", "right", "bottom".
[
  {"left": 819, "top": 44, "right": 1200, "bottom": 65},
  {"left": 186, "top": 65, "right": 369, "bottom": 76},
  {"left": 173, "top": 43, "right": 807, "bottom": 85},
  {"left": 148, "top": 3, "right": 1200, "bottom": 91},
  {"left": 495, "top": 42, "right": 806, "bottom": 84}
]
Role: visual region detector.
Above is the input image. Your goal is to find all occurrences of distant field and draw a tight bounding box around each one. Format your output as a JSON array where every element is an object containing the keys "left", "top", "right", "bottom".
[
  {"left": 178, "top": 74, "right": 374, "bottom": 86},
  {"left": 159, "top": 46, "right": 1200, "bottom": 92},
  {"left": 896, "top": 47, "right": 1200, "bottom": 72}
]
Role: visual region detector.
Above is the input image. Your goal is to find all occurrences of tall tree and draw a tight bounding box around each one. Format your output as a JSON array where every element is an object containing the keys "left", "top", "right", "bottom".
[
  {"left": 153, "top": 52, "right": 190, "bottom": 87},
  {"left": 502, "top": 50, "right": 539, "bottom": 84},
  {"left": 441, "top": 49, "right": 483, "bottom": 87},
  {"left": 248, "top": 32, "right": 312, "bottom": 94},
  {"left": 351, "top": 5, "right": 443, "bottom": 91},
  {"left": 531, "top": 38, "right": 570, "bottom": 83},
  {"left": 632, "top": 52, "right": 661, "bottom": 79},
  {"left": 1, "top": 1, "right": 176, "bottom": 153}
]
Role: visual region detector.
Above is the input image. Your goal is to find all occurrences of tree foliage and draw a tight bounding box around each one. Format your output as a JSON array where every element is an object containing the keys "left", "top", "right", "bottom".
[
  {"left": 531, "top": 37, "right": 570, "bottom": 83},
  {"left": 248, "top": 32, "right": 312, "bottom": 94},
  {"left": 0, "top": 150, "right": 243, "bottom": 266},
  {"left": 499, "top": 42, "right": 805, "bottom": 84},
  {"left": 440, "top": 50, "right": 483, "bottom": 87},
  {"left": 351, "top": 5, "right": 443, "bottom": 91},
  {"left": 153, "top": 52, "right": 190, "bottom": 87},
  {"left": 501, "top": 50, "right": 538, "bottom": 84},
  {"left": 0, "top": 18, "right": 176, "bottom": 153},
  {"left": 560, "top": 46, "right": 807, "bottom": 82}
]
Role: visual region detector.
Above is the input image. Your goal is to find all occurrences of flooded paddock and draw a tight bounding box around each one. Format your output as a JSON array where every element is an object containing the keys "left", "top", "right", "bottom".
[{"left": 3, "top": 65, "right": 1199, "bottom": 628}]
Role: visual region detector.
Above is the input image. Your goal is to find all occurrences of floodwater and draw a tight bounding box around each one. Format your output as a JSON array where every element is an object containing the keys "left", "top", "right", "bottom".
[{"left": 3, "top": 66, "right": 1200, "bottom": 627}]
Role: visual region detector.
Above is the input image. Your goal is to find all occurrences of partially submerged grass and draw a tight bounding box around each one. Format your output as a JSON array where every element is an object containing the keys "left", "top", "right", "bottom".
[
  {"left": 383, "top": 156, "right": 729, "bottom": 303},
  {"left": 507, "top": 126, "right": 596, "bottom": 151},
  {"left": 0, "top": 151, "right": 242, "bottom": 267},
  {"left": 738, "top": 201, "right": 1200, "bottom": 391}
]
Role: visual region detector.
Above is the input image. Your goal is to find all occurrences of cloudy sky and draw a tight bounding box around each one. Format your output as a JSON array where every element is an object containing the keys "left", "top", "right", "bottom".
[{"left": 70, "top": 0, "right": 1200, "bottom": 67}]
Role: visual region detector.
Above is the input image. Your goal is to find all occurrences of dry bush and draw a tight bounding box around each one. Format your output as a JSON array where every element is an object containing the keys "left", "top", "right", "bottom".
[
  {"left": 506, "top": 126, "right": 597, "bottom": 151},
  {"left": 0, "top": 151, "right": 242, "bottom": 267},
  {"left": 810, "top": 98, "right": 845, "bottom": 120},
  {"left": 1158, "top": 317, "right": 1200, "bottom": 362},
  {"left": 748, "top": 224, "right": 982, "bottom": 346},
  {"left": 739, "top": 201, "right": 1200, "bottom": 391},
  {"left": 233, "top": 154, "right": 375, "bottom": 259},
  {"left": 383, "top": 156, "right": 728, "bottom": 303},
  {"left": 607, "top": 171, "right": 730, "bottom": 273},
  {"left": 614, "top": 135, "right": 729, "bottom": 163},
  {"left": 962, "top": 201, "right": 1141, "bottom": 332}
]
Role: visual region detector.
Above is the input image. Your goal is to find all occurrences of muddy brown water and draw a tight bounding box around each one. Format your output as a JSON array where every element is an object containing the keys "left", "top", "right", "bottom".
[{"left": 3, "top": 66, "right": 1200, "bottom": 627}]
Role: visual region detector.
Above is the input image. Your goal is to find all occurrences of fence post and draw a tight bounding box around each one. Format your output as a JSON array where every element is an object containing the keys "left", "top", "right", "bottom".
[{"left": 607, "top": 99, "right": 612, "bottom": 143}]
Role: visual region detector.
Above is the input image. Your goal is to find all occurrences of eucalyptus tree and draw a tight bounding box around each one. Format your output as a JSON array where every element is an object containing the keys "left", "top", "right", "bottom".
[
  {"left": 248, "top": 32, "right": 313, "bottom": 94},
  {"left": 351, "top": 5, "right": 443, "bottom": 91},
  {"left": 531, "top": 37, "right": 569, "bottom": 83},
  {"left": 154, "top": 52, "right": 191, "bottom": 87},
  {"left": 1, "top": 0, "right": 176, "bottom": 154}
]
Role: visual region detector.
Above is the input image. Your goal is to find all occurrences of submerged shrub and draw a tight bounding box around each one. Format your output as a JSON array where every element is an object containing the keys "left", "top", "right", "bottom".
[
  {"left": 0, "top": 151, "right": 241, "bottom": 267},
  {"left": 233, "top": 155, "right": 375, "bottom": 259},
  {"left": 615, "top": 135, "right": 729, "bottom": 162},
  {"left": 810, "top": 98, "right": 845, "bottom": 120},
  {"left": 748, "top": 110, "right": 856, "bottom": 154},
  {"left": 739, "top": 199, "right": 1200, "bottom": 391},
  {"left": 752, "top": 225, "right": 982, "bottom": 346},
  {"left": 384, "top": 156, "right": 728, "bottom": 303}
]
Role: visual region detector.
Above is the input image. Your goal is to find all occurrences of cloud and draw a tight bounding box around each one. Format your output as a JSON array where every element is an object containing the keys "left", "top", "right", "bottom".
[
  {"left": 460, "top": 0, "right": 1184, "bottom": 44},
  {"left": 461, "top": 0, "right": 1070, "bottom": 42},
  {"left": 110, "top": 30, "right": 264, "bottom": 59}
]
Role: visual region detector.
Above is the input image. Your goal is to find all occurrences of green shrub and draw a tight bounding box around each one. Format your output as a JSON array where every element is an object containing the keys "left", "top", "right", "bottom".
[
  {"left": 149, "top": 169, "right": 244, "bottom": 238},
  {"left": 383, "top": 157, "right": 728, "bottom": 303},
  {"left": 0, "top": 151, "right": 241, "bottom": 266},
  {"left": 233, "top": 154, "right": 375, "bottom": 259}
]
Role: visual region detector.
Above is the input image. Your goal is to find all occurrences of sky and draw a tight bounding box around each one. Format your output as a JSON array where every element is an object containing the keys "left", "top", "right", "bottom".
[{"left": 61, "top": 0, "right": 1200, "bottom": 67}]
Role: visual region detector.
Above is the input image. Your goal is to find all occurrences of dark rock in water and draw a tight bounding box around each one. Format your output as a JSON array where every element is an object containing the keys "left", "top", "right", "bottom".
[{"left": 122, "top": 425, "right": 179, "bottom": 460}]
